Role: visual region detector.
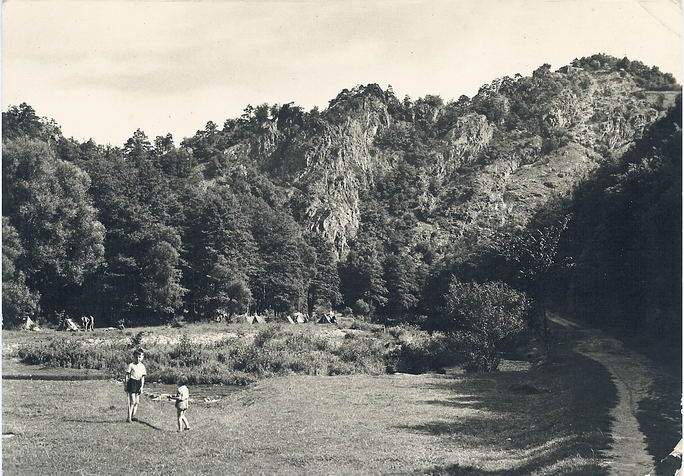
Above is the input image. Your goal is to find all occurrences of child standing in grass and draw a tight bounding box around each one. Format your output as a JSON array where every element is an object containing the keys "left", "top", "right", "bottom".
[
  {"left": 167, "top": 376, "right": 191, "bottom": 432},
  {"left": 124, "top": 349, "right": 146, "bottom": 423}
]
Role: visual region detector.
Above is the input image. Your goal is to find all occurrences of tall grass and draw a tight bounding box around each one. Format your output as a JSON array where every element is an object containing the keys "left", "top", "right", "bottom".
[
  {"left": 14, "top": 323, "right": 459, "bottom": 385},
  {"left": 17, "top": 338, "right": 127, "bottom": 371}
]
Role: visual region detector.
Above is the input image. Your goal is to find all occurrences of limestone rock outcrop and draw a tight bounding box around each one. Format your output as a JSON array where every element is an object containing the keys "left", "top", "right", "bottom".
[{"left": 191, "top": 58, "right": 680, "bottom": 260}]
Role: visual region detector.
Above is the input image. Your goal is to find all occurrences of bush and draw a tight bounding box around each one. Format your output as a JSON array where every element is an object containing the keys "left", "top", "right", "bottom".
[
  {"left": 17, "top": 337, "right": 126, "bottom": 371},
  {"left": 349, "top": 320, "right": 384, "bottom": 333},
  {"left": 334, "top": 336, "right": 386, "bottom": 374},
  {"left": 353, "top": 299, "right": 371, "bottom": 317},
  {"left": 386, "top": 323, "right": 420, "bottom": 339},
  {"left": 442, "top": 280, "right": 531, "bottom": 372},
  {"left": 168, "top": 333, "right": 203, "bottom": 366},
  {"left": 2, "top": 277, "right": 41, "bottom": 328},
  {"left": 391, "top": 331, "right": 461, "bottom": 373},
  {"left": 130, "top": 331, "right": 146, "bottom": 349},
  {"left": 452, "top": 331, "right": 499, "bottom": 372},
  {"left": 252, "top": 323, "right": 284, "bottom": 347},
  {"left": 13, "top": 319, "right": 459, "bottom": 382},
  {"left": 170, "top": 316, "right": 185, "bottom": 328}
]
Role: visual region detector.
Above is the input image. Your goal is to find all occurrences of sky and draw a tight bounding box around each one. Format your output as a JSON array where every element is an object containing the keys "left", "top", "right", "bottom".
[{"left": 2, "top": 0, "right": 682, "bottom": 146}]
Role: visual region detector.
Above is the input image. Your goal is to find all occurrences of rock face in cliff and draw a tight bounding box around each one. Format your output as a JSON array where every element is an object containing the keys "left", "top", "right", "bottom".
[
  {"left": 291, "top": 86, "right": 391, "bottom": 254},
  {"left": 444, "top": 113, "right": 494, "bottom": 165},
  {"left": 428, "top": 67, "right": 679, "bottom": 255},
  {"left": 188, "top": 55, "right": 680, "bottom": 260}
]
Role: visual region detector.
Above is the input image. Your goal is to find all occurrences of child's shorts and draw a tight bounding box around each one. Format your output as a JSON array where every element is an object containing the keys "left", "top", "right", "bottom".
[
  {"left": 126, "top": 378, "right": 142, "bottom": 394},
  {"left": 176, "top": 400, "right": 188, "bottom": 411}
]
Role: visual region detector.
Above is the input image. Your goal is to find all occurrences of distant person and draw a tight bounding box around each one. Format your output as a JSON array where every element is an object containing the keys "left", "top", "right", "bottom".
[
  {"left": 80, "top": 315, "right": 94, "bottom": 331},
  {"left": 167, "top": 377, "right": 191, "bottom": 432},
  {"left": 124, "top": 349, "right": 146, "bottom": 423}
]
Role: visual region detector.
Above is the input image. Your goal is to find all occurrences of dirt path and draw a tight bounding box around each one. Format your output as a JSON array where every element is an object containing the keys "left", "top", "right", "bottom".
[{"left": 549, "top": 313, "right": 657, "bottom": 475}]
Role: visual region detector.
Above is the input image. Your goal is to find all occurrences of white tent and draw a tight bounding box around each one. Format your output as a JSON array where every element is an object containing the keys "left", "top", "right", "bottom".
[
  {"left": 64, "top": 318, "right": 81, "bottom": 331},
  {"left": 317, "top": 313, "right": 336, "bottom": 324},
  {"left": 293, "top": 312, "right": 307, "bottom": 324},
  {"left": 246, "top": 314, "right": 266, "bottom": 324},
  {"left": 21, "top": 317, "right": 40, "bottom": 331}
]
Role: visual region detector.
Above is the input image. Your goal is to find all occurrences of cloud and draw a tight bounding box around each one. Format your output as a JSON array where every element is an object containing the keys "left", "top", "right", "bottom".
[{"left": 3, "top": 0, "right": 680, "bottom": 145}]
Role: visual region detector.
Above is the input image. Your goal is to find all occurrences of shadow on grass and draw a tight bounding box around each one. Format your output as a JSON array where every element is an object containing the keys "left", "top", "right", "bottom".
[
  {"left": 418, "top": 460, "right": 609, "bottom": 475},
  {"left": 637, "top": 369, "right": 682, "bottom": 474},
  {"left": 398, "top": 330, "right": 618, "bottom": 475},
  {"left": 569, "top": 314, "right": 682, "bottom": 473},
  {"left": 135, "top": 419, "right": 165, "bottom": 431},
  {"left": 63, "top": 418, "right": 123, "bottom": 425},
  {"left": 63, "top": 418, "right": 165, "bottom": 432}
]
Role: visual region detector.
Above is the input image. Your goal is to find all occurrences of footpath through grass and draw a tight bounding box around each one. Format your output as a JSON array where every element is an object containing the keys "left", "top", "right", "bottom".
[{"left": 2, "top": 321, "right": 616, "bottom": 474}]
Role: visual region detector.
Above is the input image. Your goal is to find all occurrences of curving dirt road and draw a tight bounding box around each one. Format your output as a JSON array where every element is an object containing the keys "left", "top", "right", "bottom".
[{"left": 549, "top": 313, "right": 663, "bottom": 475}]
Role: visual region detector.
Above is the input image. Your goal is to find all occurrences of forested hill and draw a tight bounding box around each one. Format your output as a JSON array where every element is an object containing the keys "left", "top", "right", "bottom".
[{"left": 2, "top": 54, "right": 681, "bottom": 332}]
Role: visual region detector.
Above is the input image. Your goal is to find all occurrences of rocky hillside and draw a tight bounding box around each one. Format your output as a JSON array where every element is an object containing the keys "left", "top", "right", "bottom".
[
  {"left": 184, "top": 55, "right": 679, "bottom": 260},
  {"left": 4, "top": 53, "right": 680, "bottom": 324}
]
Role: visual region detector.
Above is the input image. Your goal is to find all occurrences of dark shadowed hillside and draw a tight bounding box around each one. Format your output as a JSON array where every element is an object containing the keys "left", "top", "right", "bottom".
[{"left": 564, "top": 94, "right": 682, "bottom": 343}]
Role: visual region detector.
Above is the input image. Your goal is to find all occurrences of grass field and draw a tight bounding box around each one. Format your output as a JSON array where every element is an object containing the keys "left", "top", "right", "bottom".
[{"left": 2, "top": 321, "right": 617, "bottom": 474}]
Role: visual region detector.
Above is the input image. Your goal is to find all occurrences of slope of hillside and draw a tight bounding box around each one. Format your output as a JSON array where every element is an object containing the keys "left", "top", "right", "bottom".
[{"left": 182, "top": 56, "right": 679, "bottom": 262}]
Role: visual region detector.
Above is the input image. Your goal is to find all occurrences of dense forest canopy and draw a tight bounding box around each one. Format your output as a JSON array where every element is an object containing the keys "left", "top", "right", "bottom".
[{"left": 2, "top": 54, "right": 681, "bottom": 348}]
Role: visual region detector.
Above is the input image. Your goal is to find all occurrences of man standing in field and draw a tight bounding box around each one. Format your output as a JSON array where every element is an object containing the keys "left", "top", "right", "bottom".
[{"left": 124, "top": 349, "right": 146, "bottom": 423}]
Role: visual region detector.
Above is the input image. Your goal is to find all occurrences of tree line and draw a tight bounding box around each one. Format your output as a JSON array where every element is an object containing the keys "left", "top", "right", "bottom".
[
  {"left": 2, "top": 105, "right": 338, "bottom": 325},
  {"left": 3, "top": 55, "right": 680, "bottom": 358}
]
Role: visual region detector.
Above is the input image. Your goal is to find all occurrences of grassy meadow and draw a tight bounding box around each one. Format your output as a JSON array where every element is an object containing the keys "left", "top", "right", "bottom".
[{"left": 2, "top": 320, "right": 619, "bottom": 474}]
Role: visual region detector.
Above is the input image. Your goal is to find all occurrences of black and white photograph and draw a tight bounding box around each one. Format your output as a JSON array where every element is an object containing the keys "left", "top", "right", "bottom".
[{"left": 1, "top": 0, "right": 682, "bottom": 474}]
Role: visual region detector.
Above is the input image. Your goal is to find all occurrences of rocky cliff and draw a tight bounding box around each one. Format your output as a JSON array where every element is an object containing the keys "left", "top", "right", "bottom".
[{"left": 190, "top": 55, "right": 680, "bottom": 260}]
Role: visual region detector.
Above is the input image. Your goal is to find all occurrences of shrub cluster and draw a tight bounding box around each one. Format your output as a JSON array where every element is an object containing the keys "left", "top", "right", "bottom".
[
  {"left": 13, "top": 324, "right": 397, "bottom": 384},
  {"left": 17, "top": 338, "right": 126, "bottom": 372},
  {"left": 389, "top": 330, "right": 462, "bottom": 373},
  {"left": 440, "top": 280, "right": 532, "bottom": 372},
  {"left": 14, "top": 281, "right": 538, "bottom": 381}
]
